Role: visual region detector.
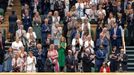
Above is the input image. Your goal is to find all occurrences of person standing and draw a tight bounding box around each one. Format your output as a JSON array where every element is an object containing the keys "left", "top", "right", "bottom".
[
  {"left": 26, "top": 51, "right": 36, "bottom": 72},
  {"left": 65, "top": 50, "right": 75, "bottom": 72},
  {"left": 109, "top": 46, "right": 118, "bottom": 72},
  {"left": 95, "top": 45, "right": 106, "bottom": 72},
  {"left": 41, "top": 18, "right": 51, "bottom": 47},
  {"left": 117, "top": 49, "right": 128, "bottom": 72},
  {"left": 12, "top": 53, "right": 23, "bottom": 72},
  {"left": 58, "top": 36, "right": 67, "bottom": 71},
  {"left": 3, "top": 47, "right": 13, "bottom": 72},
  {"left": 9, "top": 11, "right": 17, "bottom": 42},
  {"left": 47, "top": 44, "right": 59, "bottom": 72},
  {"left": 35, "top": 44, "right": 45, "bottom": 72}
]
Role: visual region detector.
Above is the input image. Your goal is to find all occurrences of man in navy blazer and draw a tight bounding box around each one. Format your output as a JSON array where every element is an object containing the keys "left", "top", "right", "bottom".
[
  {"left": 41, "top": 18, "right": 51, "bottom": 47},
  {"left": 110, "top": 22, "right": 122, "bottom": 50}
]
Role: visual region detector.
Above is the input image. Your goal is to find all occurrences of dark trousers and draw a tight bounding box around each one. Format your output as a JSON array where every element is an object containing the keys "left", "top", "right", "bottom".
[{"left": 127, "top": 26, "right": 134, "bottom": 45}]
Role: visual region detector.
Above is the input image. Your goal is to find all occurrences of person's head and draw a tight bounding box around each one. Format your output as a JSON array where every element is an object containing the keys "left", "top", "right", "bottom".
[
  {"left": 102, "top": 27, "right": 108, "bottom": 33},
  {"left": 66, "top": 12, "right": 71, "bottom": 17},
  {"left": 15, "top": 37, "right": 20, "bottom": 43},
  {"left": 29, "top": 51, "right": 33, "bottom": 57},
  {"left": 117, "top": 13, "right": 122, "bottom": 19},
  {"left": 109, "top": 12, "right": 113, "bottom": 18},
  {"left": 120, "top": 48, "right": 124, "bottom": 54},
  {"left": 16, "top": 19, "right": 22, "bottom": 25},
  {"left": 102, "top": 62, "right": 107, "bottom": 67},
  {"left": 77, "top": 0, "right": 81, "bottom": 3},
  {"left": 48, "top": 11, "right": 52, "bottom": 16},
  {"left": 37, "top": 43, "right": 42, "bottom": 50},
  {"left": 19, "top": 25, "right": 24, "bottom": 30},
  {"left": 87, "top": 35, "right": 92, "bottom": 41},
  {"left": 28, "top": 27, "right": 33, "bottom": 33},
  {"left": 127, "top": 4, "right": 132, "bottom": 9},
  {"left": 12, "top": 11, "right": 15, "bottom": 15},
  {"left": 54, "top": 11, "right": 59, "bottom": 16},
  {"left": 84, "top": 17, "right": 88, "bottom": 23},
  {"left": 75, "top": 33, "right": 80, "bottom": 39},
  {"left": 34, "top": 11, "right": 39, "bottom": 17},
  {"left": 60, "top": 36, "right": 66, "bottom": 42},
  {"left": 112, "top": 46, "right": 117, "bottom": 52},
  {"left": 98, "top": 4, "right": 103, "bottom": 10},
  {"left": 68, "top": 50, "right": 73, "bottom": 55},
  {"left": 20, "top": 46, "right": 25, "bottom": 52},
  {"left": 24, "top": 9, "right": 29, "bottom": 16},
  {"left": 92, "top": 5, "right": 97, "bottom": 10},
  {"left": 47, "top": 34, "right": 51, "bottom": 39},
  {"left": 44, "top": 18, "right": 48, "bottom": 24},
  {"left": 8, "top": 47, "right": 12, "bottom": 52},
  {"left": 49, "top": 44, "right": 55, "bottom": 50}
]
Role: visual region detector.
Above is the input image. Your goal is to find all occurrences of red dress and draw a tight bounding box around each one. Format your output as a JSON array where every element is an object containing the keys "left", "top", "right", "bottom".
[{"left": 100, "top": 66, "right": 110, "bottom": 73}]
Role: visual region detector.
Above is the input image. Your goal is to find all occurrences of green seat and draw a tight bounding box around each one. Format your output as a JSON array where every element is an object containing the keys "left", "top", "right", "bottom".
[{"left": 0, "top": 8, "right": 4, "bottom": 16}]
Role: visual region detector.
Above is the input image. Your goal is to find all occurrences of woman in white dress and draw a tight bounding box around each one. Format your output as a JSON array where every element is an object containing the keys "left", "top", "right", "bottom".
[{"left": 26, "top": 51, "right": 36, "bottom": 72}]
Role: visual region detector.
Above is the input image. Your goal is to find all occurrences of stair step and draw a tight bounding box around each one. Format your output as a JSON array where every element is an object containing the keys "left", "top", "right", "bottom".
[
  {"left": 127, "top": 67, "right": 134, "bottom": 69},
  {"left": 127, "top": 54, "right": 134, "bottom": 57},
  {"left": 127, "top": 63, "right": 134, "bottom": 65},
  {"left": 128, "top": 58, "right": 134, "bottom": 61}
]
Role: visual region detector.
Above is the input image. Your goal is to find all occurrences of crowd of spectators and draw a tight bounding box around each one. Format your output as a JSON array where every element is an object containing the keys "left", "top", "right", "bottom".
[{"left": 0, "top": 0, "right": 133, "bottom": 72}]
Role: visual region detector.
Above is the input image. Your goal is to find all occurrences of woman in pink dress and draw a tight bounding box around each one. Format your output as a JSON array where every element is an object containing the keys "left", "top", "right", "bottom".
[{"left": 47, "top": 44, "right": 59, "bottom": 72}]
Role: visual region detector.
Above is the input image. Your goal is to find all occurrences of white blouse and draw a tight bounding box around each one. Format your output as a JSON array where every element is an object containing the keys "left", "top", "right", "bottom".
[
  {"left": 72, "top": 38, "right": 83, "bottom": 52},
  {"left": 26, "top": 56, "right": 36, "bottom": 72},
  {"left": 11, "top": 41, "right": 24, "bottom": 50},
  {"left": 26, "top": 32, "right": 37, "bottom": 40},
  {"left": 84, "top": 40, "right": 94, "bottom": 54}
]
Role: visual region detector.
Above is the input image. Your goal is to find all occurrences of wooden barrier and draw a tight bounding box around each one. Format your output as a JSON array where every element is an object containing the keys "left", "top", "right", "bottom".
[{"left": 0, "top": 73, "right": 134, "bottom": 75}]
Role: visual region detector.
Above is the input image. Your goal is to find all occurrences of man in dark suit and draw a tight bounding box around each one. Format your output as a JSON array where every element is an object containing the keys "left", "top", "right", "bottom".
[
  {"left": 54, "top": 0, "right": 65, "bottom": 20},
  {"left": 8, "top": 11, "right": 17, "bottom": 42},
  {"left": 41, "top": 18, "right": 51, "bottom": 48},
  {"left": 110, "top": 22, "right": 122, "bottom": 49},
  {"left": 117, "top": 48, "right": 128, "bottom": 72},
  {"left": 63, "top": 12, "right": 72, "bottom": 41},
  {"left": 22, "top": 11, "right": 32, "bottom": 31},
  {"left": 65, "top": 50, "right": 75, "bottom": 72},
  {"left": 34, "top": 44, "right": 45, "bottom": 72}
]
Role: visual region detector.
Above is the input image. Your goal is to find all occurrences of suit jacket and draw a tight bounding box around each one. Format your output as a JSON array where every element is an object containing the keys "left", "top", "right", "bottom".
[
  {"left": 22, "top": 15, "right": 32, "bottom": 31},
  {"left": 41, "top": 24, "right": 50, "bottom": 39},
  {"left": 65, "top": 55, "right": 75, "bottom": 72},
  {"left": 110, "top": 27, "right": 122, "bottom": 47}
]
